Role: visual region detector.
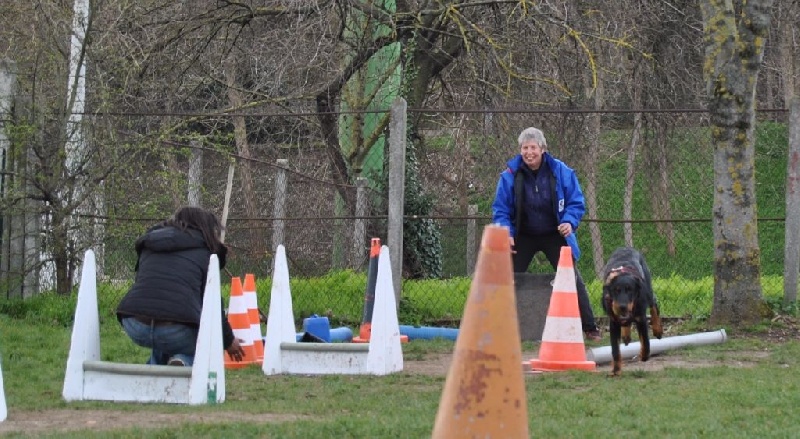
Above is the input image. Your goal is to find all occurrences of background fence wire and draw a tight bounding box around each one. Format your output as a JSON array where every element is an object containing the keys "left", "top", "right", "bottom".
[{"left": 13, "top": 108, "right": 792, "bottom": 322}]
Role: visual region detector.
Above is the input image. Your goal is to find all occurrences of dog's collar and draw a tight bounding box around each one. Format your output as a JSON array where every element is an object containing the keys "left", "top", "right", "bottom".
[
  {"left": 610, "top": 266, "right": 639, "bottom": 277},
  {"left": 604, "top": 265, "right": 642, "bottom": 285}
]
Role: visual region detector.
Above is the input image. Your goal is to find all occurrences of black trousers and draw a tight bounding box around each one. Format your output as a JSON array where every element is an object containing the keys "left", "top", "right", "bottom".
[{"left": 512, "top": 232, "right": 598, "bottom": 332}]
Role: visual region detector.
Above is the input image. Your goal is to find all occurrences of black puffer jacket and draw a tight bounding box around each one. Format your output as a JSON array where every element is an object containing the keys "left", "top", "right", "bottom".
[{"left": 116, "top": 225, "right": 235, "bottom": 348}]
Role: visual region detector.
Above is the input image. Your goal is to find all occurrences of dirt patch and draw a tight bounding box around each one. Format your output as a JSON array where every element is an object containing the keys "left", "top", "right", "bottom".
[
  {"left": 402, "top": 347, "right": 770, "bottom": 376},
  {"left": 0, "top": 409, "right": 302, "bottom": 435}
]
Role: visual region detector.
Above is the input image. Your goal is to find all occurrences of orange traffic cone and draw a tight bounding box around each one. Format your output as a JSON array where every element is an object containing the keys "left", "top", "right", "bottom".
[
  {"left": 243, "top": 273, "right": 264, "bottom": 364},
  {"left": 353, "top": 238, "right": 381, "bottom": 343},
  {"left": 353, "top": 238, "right": 408, "bottom": 344},
  {"left": 224, "top": 276, "right": 256, "bottom": 369},
  {"left": 431, "top": 225, "right": 528, "bottom": 438},
  {"left": 529, "top": 246, "right": 596, "bottom": 372}
]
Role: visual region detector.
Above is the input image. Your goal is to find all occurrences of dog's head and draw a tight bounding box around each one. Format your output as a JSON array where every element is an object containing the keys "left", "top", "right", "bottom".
[{"left": 603, "top": 268, "right": 643, "bottom": 325}]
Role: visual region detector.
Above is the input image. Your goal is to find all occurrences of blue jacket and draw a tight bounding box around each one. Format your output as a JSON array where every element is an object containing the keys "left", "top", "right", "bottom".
[{"left": 491, "top": 153, "right": 586, "bottom": 260}]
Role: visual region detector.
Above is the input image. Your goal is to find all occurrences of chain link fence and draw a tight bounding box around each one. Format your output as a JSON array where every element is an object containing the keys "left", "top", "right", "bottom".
[{"left": 4, "top": 107, "right": 792, "bottom": 325}]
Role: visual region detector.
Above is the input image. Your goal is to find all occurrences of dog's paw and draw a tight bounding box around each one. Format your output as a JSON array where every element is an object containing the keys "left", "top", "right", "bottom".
[
  {"left": 650, "top": 314, "right": 664, "bottom": 339},
  {"left": 611, "top": 360, "right": 622, "bottom": 377}
]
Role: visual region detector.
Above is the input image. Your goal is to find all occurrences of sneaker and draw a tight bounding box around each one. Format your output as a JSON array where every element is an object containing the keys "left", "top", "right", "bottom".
[
  {"left": 167, "top": 357, "right": 187, "bottom": 367},
  {"left": 584, "top": 329, "right": 602, "bottom": 341}
]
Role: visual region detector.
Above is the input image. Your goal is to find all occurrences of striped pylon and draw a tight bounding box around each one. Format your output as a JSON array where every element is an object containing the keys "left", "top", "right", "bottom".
[
  {"left": 530, "top": 246, "right": 596, "bottom": 372},
  {"left": 243, "top": 273, "right": 264, "bottom": 363},
  {"left": 224, "top": 277, "right": 257, "bottom": 369}
]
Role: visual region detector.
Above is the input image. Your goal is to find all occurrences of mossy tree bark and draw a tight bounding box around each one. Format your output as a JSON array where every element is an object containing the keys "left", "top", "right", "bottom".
[{"left": 700, "top": 0, "right": 774, "bottom": 325}]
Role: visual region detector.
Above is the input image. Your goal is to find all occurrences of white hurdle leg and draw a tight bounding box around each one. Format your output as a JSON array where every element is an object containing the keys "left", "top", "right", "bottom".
[
  {"left": 262, "top": 245, "right": 296, "bottom": 375},
  {"left": 188, "top": 254, "right": 226, "bottom": 404},
  {"left": 0, "top": 358, "right": 6, "bottom": 422},
  {"left": 62, "top": 250, "right": 100, "bottom": 401},
  {"left": 365, "top": 245, "right": 403, "bottom": 375}
]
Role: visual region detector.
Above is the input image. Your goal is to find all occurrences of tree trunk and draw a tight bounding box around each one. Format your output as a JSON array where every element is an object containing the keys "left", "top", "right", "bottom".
[
  {"left": 225, "top": 58, "right": 265, "bottom": 259},
  {"left": 647, "top": 120, "right": 676, "bottom": 255},
  {"left": 701, "top": 0, "right": 774, "bottom": 326},
  {"left": 778, "top": 5, "right": 799, "bottom": 107},
  {"left": 585, "top": 74, "right": 605, "bottom": 278},
  {"left": 624, "top": 112, "right": 640, "bottom": 248}
]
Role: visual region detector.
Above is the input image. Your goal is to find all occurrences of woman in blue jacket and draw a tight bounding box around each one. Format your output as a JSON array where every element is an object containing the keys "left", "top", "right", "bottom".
[
  {"left": 116, "top": 206, "right": 245, "bottom": 366},
  {"left": 492, "top": 127, "right": 601, "bottom": 340}
]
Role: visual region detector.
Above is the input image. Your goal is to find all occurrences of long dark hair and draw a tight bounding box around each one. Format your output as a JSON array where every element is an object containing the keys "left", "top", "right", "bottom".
[{"left": 162, "top": 206, "right": 226, "bottom": 254}]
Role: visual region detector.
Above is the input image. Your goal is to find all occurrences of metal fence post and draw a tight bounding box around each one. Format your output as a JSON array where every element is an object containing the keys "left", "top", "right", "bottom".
[
  {"left": 784, "top": 98, "right": 800, "bottom": 305},
  {"left": 272, "top": 159, "right": 288, "bottom": 251},
  {"left": 388, "top": 98, "right": 406, "bottom": 304}
]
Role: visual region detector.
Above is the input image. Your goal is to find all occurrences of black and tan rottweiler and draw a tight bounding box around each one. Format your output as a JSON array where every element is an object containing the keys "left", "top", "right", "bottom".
[{"left": 601, "top": 247, "right": 663, "bottom": 376}]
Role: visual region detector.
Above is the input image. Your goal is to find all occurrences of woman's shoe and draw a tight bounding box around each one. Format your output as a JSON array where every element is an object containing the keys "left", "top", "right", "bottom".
[{"left": 167, "top": 357, "right": 187, "bottom": 366}]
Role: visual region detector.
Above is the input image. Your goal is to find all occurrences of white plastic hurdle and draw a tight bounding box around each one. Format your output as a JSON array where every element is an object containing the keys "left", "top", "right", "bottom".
[
  {"left": 262, "top": 245, "right": 403, "bottom": 376},
  {"left": 62, "top": 250, "right": 226, "bottom": 404},
  {"left": 0, "top": 358, "right": 6, "bottom": 422}
]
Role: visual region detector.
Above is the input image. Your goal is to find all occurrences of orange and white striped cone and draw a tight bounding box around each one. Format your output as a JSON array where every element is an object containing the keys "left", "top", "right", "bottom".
[
  {"left": 243, "top": 273, "right": 264, "bottom": 364},
  {"left": 224, "top": 277, "right": 256, "bottom": 369},
  {"left": 432, "top": 225, "right": 529, "bottom": 438},
  {"left": 529, "top": 246, "right": 596, "bottom": 372}
]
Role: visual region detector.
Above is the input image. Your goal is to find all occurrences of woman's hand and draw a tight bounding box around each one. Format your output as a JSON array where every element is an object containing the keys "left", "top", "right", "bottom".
[{"left": 226, "top": 338, "right": 246, "bottom": 361}]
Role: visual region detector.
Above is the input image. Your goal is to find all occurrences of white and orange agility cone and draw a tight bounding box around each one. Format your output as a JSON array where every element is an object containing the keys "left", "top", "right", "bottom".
[
  {"left": 224, "top": 277, "right": 256, "bottom": 369},
  {"left": 529, "top": 246, "right": 596, "bottom": 372},
  {"left": 243, "top": 273, "right": 264, "bottom": 364},
  {"left": 432, "top": 224, "right": 528, "bottom": 438}
]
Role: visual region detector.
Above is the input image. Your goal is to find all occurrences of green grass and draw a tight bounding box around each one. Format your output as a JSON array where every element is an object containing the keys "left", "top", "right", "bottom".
[{"left": 0, "top": 313, "right": 799, "bottom": 438}]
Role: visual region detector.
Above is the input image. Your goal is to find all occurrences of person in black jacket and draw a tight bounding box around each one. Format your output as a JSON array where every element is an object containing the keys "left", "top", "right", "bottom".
[{"left": 116, "top": 206, "right": 245, "bottom": 366}]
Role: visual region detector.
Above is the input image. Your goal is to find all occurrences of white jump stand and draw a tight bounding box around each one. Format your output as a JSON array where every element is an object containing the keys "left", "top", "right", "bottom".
[
  {"left": 262, "top": 245, "right": 403, "bottom": 376},
  {"left": 62, "top": 250, "right": 226, "bottom": 404},
  {"left": 0, "top": 358, "right": 6, "bottom": 421}
]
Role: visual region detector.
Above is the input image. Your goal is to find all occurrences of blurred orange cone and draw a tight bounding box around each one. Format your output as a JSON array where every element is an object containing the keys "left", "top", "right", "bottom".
[
  {"left": 529, "top": 246, "right": 596, "bottom": 372},
  {"left": 243, "top": 273, "right": 264, "bottom": 364},
  {"left": 353, "top": 238, "right": 407, "bottom": 344},
  {"left": 353, "top": 238, "right": 381, "bottom": 343},
  {"left": 224, "top": 277, "right": 256, "bottom": 369},
  {"left": 431, "top": 225, "right": 528, "bottom": 438}
]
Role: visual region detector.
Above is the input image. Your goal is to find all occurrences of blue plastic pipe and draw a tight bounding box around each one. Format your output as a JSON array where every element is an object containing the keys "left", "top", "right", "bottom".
[
  {"left": 291, "top": 325, "right": 456, "bottom": 342},
  {"left": 330, "top": 326, "right": 353, "bottom": 342},
  {"left": 399, "top": 325, "right": 459, "bottom": 341},
  {"left": 294, "top": 326, "right": 353, "bottom": 342}
]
